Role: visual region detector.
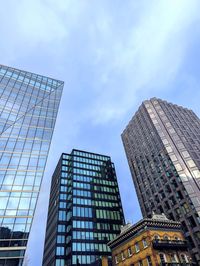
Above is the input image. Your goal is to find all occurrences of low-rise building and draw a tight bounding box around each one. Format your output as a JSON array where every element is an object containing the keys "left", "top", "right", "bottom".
[{"left": 108, "top": 213, "right": 195, "bottom": 266}]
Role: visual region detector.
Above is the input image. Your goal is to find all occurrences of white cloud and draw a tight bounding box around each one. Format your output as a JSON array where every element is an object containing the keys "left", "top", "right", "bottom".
[
  {"left": 82, "top": 0, "right": 200, "bottom": 124},
  {"left": 2, "top": 1, "right": 198, "bottom": 113}
]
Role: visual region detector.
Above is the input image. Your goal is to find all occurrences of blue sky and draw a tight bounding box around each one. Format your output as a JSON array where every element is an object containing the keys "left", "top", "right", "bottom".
[{"left": 1, "top": 1, "right": 200, "bottom": 265}]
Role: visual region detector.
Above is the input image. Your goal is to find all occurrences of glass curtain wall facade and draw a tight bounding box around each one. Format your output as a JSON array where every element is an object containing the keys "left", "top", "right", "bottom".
[
  {"left": 122, "top": 98, "right": 200, "bottom": 263},
  {"left": 43, "top": 149, "right": 124, "bottom": 266},
  {"left": 0, "top": 64, "right": 63, "bottom": 266}
]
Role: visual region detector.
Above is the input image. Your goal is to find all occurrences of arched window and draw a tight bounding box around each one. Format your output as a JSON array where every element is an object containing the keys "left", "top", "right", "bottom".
[
  {"left": 159, "top": 253, "right": 167, "bottom": 264},
  {"left": 163, "top": 235, "right": 169, "bottom": 241},
  {"left": 170, "top": 254, "right": 178, "bottom": 263},
  {"left": 180, "top": 254, "right": 188, "bottom": 263},
  {"left": 174, "top": 236, "right": 180, "bottom": 241},
  {"left": 154, "top": 235, "right": 160, "bottom": 240}
]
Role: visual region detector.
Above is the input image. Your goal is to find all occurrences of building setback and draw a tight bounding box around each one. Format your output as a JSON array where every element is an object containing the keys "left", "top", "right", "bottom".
[
  {"left": 122, "top": 98, "right": 200, "bottom": 263},
  {"left": 43, "top": 149, "right": 125, "bottom": 266},
  {"left": 0, "top": 64, "right": 63, "bottom": 265}
]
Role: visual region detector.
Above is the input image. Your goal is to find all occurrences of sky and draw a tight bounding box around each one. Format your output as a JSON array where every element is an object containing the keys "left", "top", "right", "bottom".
[{"left": 1, "top": 0, "right": 200, "bottom": 265}]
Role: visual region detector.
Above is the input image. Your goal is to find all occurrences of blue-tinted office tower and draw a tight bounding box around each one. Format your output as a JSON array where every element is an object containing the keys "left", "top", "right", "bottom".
[
  {"left": 0, "top": 64, "right": 63, "bottom": 265},
  {"left": 43, "top": 149, "right": 125, "bottom": 266}
]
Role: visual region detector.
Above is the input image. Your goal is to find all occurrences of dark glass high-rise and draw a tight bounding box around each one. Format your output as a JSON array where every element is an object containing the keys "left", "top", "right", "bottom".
[
  {"left": 0, "top": 64, "right": 63, "bottom": 265},
  {"left": 43, "top": 149, "right": 125, "bottom": 266},
  {"left": 122, "top": 98, "right": 200, "bottom": 263}
]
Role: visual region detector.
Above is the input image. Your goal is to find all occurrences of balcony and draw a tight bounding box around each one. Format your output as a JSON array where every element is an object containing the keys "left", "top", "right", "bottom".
[{"left": 153, "top": 239, "right": 188, "bottom": 250}]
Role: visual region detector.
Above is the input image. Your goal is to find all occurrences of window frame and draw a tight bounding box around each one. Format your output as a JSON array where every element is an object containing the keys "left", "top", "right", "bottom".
[
  {"left": 135, "top": 242, "right": 140, "bottom": 253},
  {"left": 159, "top": 253, "right": 167, "bottom": 263},
  {"left": 128, "top": 247, "right": 132, "bottom": 257},
  {"left": 146, "top": 256, "right": 152, "bottom": 266},
  {"left": 115, "top": 255, "right": 118, "bottom": 264},
  {"left": 142, "top": 238, "right": 148, "bottom": 248},
  {"left": 121, "top": 251, "right": 125, "bottom": 261}
]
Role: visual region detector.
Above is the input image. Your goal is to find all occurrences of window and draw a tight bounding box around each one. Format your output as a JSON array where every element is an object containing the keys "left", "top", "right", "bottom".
[
  {"left": 138, "top": 260, "right": 143, "bottom": 266},
  {"left": 166, "top": 146, "right": 173, "bottom": 153},
  {"left": 115, "top": 255, "right": 118, "bottom": 264},
  {"left": 73, "top": 220, "right": 93, "bottom": 229},
  {"left": 57, "top": 235, "right": 65, "bottom": 244},
  {"left": 174, "top": 236, "right": 180, "bottom": 241},
  {"left": 135, "top": 242, "right": 140, "bottom": 253},
  {"left": 170, "top": 254, "right": 178, "bottom": 263},
  {"left": 58, "top": 211, "right": 66, "bottom": 221},
  {"left": 163, "top": 235, "right": 169, "bottom": 241},
  {"left": 154, "top": 235, "right": 160, "bottom": 240},
  {"left": 56, "top": 247, "right": 64, "bottom": 256},
  {"left": 188, "top": 216, "right": 197, "bottom": 227},
  {"left": 193, "top": 170, "right": 200, "bottom": 178},
  {"left": 73, "top": 206, "right": 92, "bottom": 218},
  {"left": 58, "top": 225, "right": 65, "bottom": 232},
  {"left": 56, "top": 259, "right": 65, "bottom": 266},
  {"left": 121, "top": 251, "right": 125, "bottom": 261},
  {"left": 182, "top": 151, "right": 190, "bottom": 158},
  {"left": 180, "top": 254, "right": 188, "bottom": 263},
  {"left": 146, "top": 256, "right": 152, "bottom": 266},
  {"left": 162, "top": 138, "right": 168, "bottom": 145},
  {"left": 128, "top": 247, "right": 132, "bottom": 257},
  {"left": 142, "top": 238, "right": 148, "bottom": 248},
  {"left": 187, "top": 159, "right": 195, "bottom": 168},
  {"left": 174, "top": 163, "right": 182, "bottom": 171},
  {"left": 159, "top": 253, "right": 166, "bottom": 264}
]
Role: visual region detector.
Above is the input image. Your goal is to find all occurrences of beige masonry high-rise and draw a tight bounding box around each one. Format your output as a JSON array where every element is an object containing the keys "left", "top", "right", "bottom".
[{"left": 122, "top": 98, "right": 200, "bottom": 263}]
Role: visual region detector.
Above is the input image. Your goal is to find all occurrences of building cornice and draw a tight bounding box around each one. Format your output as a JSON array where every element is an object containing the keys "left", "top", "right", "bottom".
[{"left": 108, "top": 218, "right": 181, "bottom": 249}]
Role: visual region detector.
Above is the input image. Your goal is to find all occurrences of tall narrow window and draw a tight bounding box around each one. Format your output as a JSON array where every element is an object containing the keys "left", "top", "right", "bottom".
[
  {"left": 142, "top": 238, "right": 148, "bottom": 248},
  {"left": 159, "top": 253, "right": 166, "bottom": 264},
  {"left": 121, "top": 251, "right": 125, "bottom": 261},
  {"left": 135, "top": 242, "right": 140, "bottom": 253},
  {"left": 180, "top": 254, "right": 188, "bottom": 263},
  {"left": 147, "top": 256, "right": 152, "bottom": 266},
  {"left": 138, "top": 260, "right": 143, "bottom": 266},
  {"left": 128, "top": 247, "right": 132, "bottom": 257},
  {"left": 170, "top": 254, "right": 178, "bottom": 263}
]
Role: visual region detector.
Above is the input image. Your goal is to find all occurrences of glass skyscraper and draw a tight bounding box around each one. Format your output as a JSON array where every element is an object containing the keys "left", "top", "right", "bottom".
[
  {"left": 43, "top": 149, "right": 124, "bottom": 266},
  {"left": 122, "top": 98, "right": 200, "bottom": 263},
  {"left": 0, "top": 64, "right": 63, "bottom": 266}
]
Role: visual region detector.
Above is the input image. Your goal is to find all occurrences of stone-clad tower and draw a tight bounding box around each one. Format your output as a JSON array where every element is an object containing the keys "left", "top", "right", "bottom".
[{"left": 122, "top": 98, "right": 200, "bottom": 263}]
